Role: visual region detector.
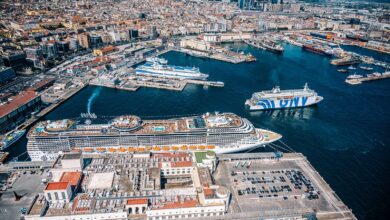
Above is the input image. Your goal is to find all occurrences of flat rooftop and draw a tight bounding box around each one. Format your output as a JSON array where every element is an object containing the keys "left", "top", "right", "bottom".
[
  {"left": 214, "top": 153, "right": 356, "bottom": 220},
  {"left": 87, "top": 172, "right": 114, "bottom": 189}
]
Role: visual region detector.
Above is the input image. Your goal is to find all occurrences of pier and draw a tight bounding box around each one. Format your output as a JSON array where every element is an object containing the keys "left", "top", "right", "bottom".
[
  {"left": 175, "top": 48, "right": 255, "bottom": 64},
  {"left": 215, "top": 152, "right": 357, "bottom": 219},
  {"left": 345, "top": 73, "right": 390, "bottom": 85}
]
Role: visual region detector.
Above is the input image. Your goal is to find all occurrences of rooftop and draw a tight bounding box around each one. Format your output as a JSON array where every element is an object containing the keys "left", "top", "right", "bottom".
[
  {"left": 45, "top": 182, "right": 69, "bottom": 191},
  {"left": 127, "top": 198, "right": 148, "bottom": 205},
  {"left": 59, "top": 171, "right": 82, "bottom": 187},
  {"left": 0, "top": 91, "right": 38, "bottom": 118}
]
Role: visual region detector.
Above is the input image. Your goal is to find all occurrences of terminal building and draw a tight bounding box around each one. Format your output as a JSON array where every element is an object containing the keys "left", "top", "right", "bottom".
[{"left": 0, "top": 91, "right": 42, "bottom": 133}]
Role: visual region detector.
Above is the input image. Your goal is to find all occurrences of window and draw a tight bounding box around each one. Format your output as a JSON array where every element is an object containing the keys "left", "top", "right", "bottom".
[
  {"left": 61, "top": 192, "right": 66, "bottom": 200},
  {"left": 54, "top": 192, "right": 59, "bottom": 200},
  {"left": 47, "top": 193, "right": 52, "bottom": 200}
]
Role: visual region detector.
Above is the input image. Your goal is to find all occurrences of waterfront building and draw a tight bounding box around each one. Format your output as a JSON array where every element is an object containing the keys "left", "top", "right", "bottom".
[
  {"left": 2, "top": 52, "right": 28, "bottom": 70},
  {"left": 0, "top": 66, "right": 16, "bottom": 84},
  {"left": 0, "top": 91, "right": 42, "bottom": 133},
  {"left": 129, "top": 29, "right": 139, "bottom": 39}
]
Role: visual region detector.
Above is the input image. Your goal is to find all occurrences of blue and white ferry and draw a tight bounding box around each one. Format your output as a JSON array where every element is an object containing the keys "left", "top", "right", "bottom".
[
  {"left": 135, "top": 57, "right": 208, "bottom": 80},
  {"left": 245, "top": 83, "right": 323, "bottom": 110}
]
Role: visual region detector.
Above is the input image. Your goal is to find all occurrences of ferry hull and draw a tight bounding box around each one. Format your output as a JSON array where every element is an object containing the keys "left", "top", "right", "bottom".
[{"left": 246, "top": 96, "right": 323, "bottom": 111}]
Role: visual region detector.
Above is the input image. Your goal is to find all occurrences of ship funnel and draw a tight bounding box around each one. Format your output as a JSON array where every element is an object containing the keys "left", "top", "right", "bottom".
[{"left": 304, "top": 83, "right": 308, "bottom": 91}]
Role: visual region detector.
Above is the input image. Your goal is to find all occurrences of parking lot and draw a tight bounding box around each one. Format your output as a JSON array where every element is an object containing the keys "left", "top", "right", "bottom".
[
  {"left": 0, "top": 170, "right": 47, "bottom": 220},
  {"left": 214, "top": 155, "right": 339, "bottom": 217}
]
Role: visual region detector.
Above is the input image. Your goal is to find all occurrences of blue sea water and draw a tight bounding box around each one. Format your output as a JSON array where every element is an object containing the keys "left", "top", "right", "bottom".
[{"left": 8, "top": 43, "right": 390, "bottom": 219}]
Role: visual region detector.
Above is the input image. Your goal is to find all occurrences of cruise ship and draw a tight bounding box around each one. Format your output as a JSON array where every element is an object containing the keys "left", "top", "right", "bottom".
[
  {"left": 135, "top": 58, "right": 209, "bottom": 80},
  {"left": 245, "top": 83, "right": 323, "bottom": 110},
  {"left": 27, "top": 113, "right": 282, "bottom": 161}
]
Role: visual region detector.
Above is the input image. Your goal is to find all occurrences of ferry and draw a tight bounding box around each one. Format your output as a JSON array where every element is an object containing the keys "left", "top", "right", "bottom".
[
  {"left": 136, "top": 59, "right": 208, "bottom": 80},
  {"left": 27, "top": 113, "right": 282, "bottom": 161},
  {"left": 0, "top": 129, "right": 26, "bottom": 151},
  {"left": 245, "top": 83, "right": 323, "bottom": 111}
]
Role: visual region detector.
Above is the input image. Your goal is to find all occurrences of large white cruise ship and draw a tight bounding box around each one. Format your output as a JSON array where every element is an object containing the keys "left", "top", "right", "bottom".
[
  {"left": 245, "top": 83, "right": 323, "bottom": 110},
  {"left": 27, "top": 112, "right": 281, "bottom": 161},
  {"left": 135, "top": 58, "right": 209, "bottom": 80}
]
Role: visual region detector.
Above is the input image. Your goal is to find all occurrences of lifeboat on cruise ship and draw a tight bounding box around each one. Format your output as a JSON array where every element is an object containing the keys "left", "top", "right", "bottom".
[
  {"left": 181, "top": 145, "right": 188, "bottom": 150},
  {"left": 108, "top": 148, "right": 116, "bottom": 153},
  {"left": 137, "top": 147, "right": 145, "bottom": 152},
  {"left": 119, "top": 147, "right": 126, "bottom": 152},
  {"left": 97, "top": 147, "right": 105, "bottom": 152},
  {"left": 146, "top": 146, "right": 152, "bottom": 151},
  {"left": 72, "top": 148, "right": 81, "bottom": 152},
  {"left": 190, "top": 146, "right": 197, "bottom": 150},
  {"left": 198, "top": 146, "right": 206, "bottom": 150},
  {"left": 84, "top": 148, "right": 93, "bottom": 152},
  {"left": 128, "top": 147, "right": 135, "bottom": 152},
  {"left": 153, "top": 146, "right": 161, "bottom": 151},
  {"left": 207, "top": 145, "right": 215, "bottom": 149},
  {"left": 162, "top": 146, "right": 170, "bottom": 151},
  {"left": 172, "top": 146, "right": 179, "bottom": 151}
]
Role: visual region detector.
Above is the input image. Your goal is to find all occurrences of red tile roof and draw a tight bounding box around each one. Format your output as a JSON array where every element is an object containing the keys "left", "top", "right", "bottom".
[
  {"left": 156, "top": 197, "right": 198, "bottom": 210},
  {"left": 45, "top": 182, "right": 69, "bottom": 191},
  {"left": 171, "top": 161, "right": 192, "bottom": 168},
  {"left": 60, "top": 172, "right": 82, "bottom": 187},
  {"left": 127, "top": 198, "right": 148, "bottom": 205},
  {"left": 0, "top": 91, "right": 38, "bottom": 118}
]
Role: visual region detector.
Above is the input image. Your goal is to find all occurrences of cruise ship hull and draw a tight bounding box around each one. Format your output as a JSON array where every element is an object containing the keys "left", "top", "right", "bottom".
[
  {"left": 246, "top": 96, "right": 323, "bottom": 111},
  {"left": 27, "top": 129, "right": 281, "bottom": 161},
  {"left": 27, "top": 113, "right": 281, "bottom": 161}
]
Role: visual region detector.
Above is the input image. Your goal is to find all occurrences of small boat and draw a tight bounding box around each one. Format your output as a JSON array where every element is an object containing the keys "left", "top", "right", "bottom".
[
  {"left": 373, "top": 72, "right": 381, "bottom": 77},
  {"left": 347, "top": 74, "right": 363, "bottom": 79},
  {"left": 360, "top": 66, "right": 373, "bottom": 71},
  {"left": 348, "top": 65, "right": 357, "bottom": 70},
  {"left": 337, "top": 69, "right": 348, "bottom": 73}
]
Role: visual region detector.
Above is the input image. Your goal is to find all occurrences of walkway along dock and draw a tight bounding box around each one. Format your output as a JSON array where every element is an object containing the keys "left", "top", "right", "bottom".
[{"left": 345, "top": 73, "right": 390, "bottom": 85}]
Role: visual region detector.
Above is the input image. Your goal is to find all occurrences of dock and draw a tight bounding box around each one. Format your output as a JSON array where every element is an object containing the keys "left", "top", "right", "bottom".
[
  {"left": 345, "top": 73, "right": 390, "bottom": 85},
  {"left": 175, "top": 48, "right": 254, "bottom": 64},
  {"left": 120, "top": 74, "right": 224, "bottom": 91},
  {"left": 18, "top": 83, "right": 87, "bottom": 131}
]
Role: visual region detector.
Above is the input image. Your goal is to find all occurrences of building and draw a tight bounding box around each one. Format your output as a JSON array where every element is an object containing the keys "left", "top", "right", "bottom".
[
  {"left": 0, "top": 91, "right": 42, "bottom": 133},
  {"left": 0, "top": 66, "right": 16, "bottom": 84},
  {"left": 129, "top": 29, "right": 139, "bottom": 39},
  {"left": 77, "top": 33, "right": 89, "bottom": 49},
  {"left": 44, "top": 182, "right": 72, "bottom": 204},
  {"left": 61, "top": 152, "right": 83, "bottom": 170},
  {"left": 93, "top": 45, "right": 117, "bottom": 56},
  {"left": 2, "top": 52, "right": 28, "bottom": 69},
  {"left": 149, "top": 25, "right": 158, "bottom": 39}
]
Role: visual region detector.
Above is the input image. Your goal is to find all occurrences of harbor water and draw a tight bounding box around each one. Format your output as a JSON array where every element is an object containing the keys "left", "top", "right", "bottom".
[{"left": 8, "top": 43, "right": 390, "bottom": 219}]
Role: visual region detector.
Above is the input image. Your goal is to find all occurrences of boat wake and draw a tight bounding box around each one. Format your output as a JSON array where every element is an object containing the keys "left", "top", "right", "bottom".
[{"left": 87, "top": 87, "right": 102, "bottom": 114}]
